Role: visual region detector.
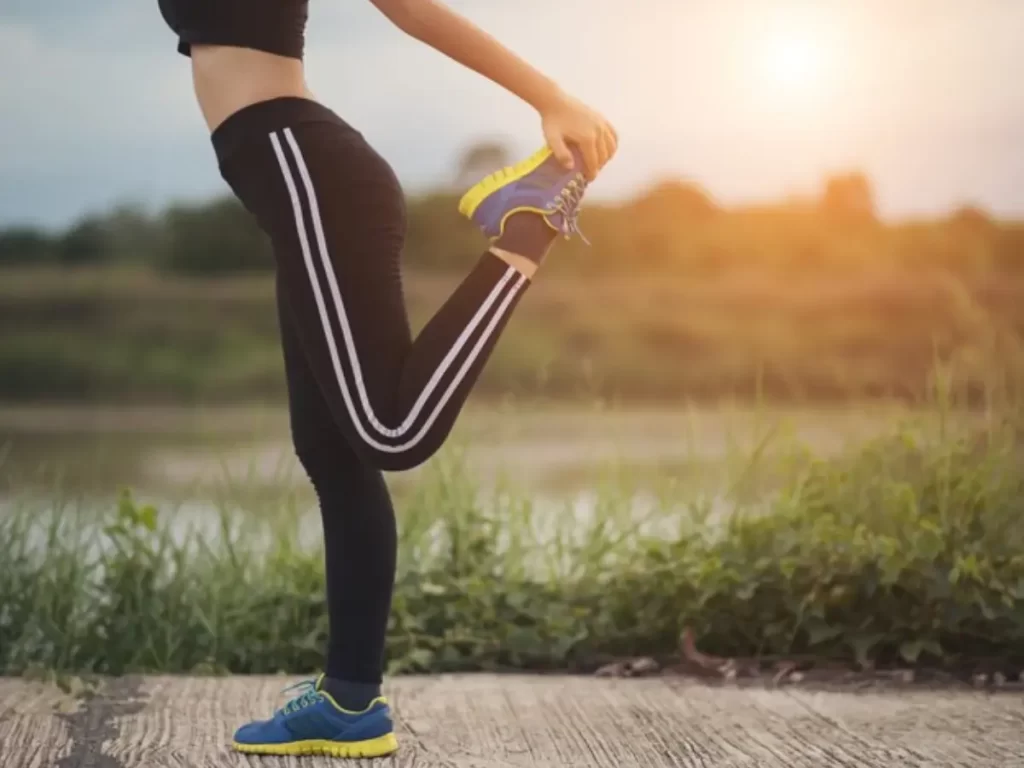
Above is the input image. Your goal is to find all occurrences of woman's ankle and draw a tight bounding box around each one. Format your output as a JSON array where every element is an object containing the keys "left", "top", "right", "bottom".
[{"left": 492, "top": 211, "right": 558, "bottom": 266}]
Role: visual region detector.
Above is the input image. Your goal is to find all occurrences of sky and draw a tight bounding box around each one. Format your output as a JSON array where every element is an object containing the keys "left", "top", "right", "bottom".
[{"left": 0, "top": 0, "right": 1022, "bottom": 228}]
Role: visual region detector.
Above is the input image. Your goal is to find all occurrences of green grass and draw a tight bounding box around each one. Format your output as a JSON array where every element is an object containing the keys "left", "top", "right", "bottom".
[{"left": 3, "top": 399, "right": 1023, "bottom": 677}]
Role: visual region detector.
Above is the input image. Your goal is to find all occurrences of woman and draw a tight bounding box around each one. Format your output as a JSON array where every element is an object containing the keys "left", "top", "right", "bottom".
[{"left": 157, "top": 0, "right": 617, "bottom": 758}]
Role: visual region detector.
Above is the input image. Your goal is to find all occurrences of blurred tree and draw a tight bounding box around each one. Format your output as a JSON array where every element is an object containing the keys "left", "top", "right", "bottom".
[
  {"left": 160, "top": 197, "right": 273, "bottom": 274},
  {"left": 950, "top": 205, "right": 993, "bottom": 234},
  {"left": 455, "top": 139, "right": 512, "bottom": 188},
  {"left": 993, "top": 225, "right": 1024, "bottom": 275},
  {"left": 404, "top": 192, "right": 484, "bottom": 270},
  {"left": 103, "top": 205, "right": 165, "bottom": 264},
  {"left": 821, "top": 173, "right": 876, "bottom": 223},
  {"left": 629, "top": 180, "right": 718, "bottom": 222},
  {"left": 58, "top": 216, "right": 109, "bottom": 266},
  {"left": 0, "top": 227, "right": 56, "bottom": 266}
]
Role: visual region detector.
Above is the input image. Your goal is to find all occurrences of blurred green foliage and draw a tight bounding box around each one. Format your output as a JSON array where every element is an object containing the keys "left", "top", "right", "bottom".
[
  {"left": 1, "top": 173, "right": 1022, "bottom": 403},
  {"left": 2, "top": 173, "right": 1021, "bottom": 277}
]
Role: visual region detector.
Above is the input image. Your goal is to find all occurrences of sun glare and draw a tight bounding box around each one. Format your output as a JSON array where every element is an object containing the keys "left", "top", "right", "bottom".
[
  {"left": 763, "top": 35, "right": 823, "bottom": 91},
  {"left": 747, "top": 13, "right": 837, "bottom": 108}
]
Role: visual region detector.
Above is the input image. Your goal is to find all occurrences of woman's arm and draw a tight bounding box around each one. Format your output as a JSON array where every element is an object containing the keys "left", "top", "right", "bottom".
[{"left": 368, "top": 0, "right": 617, "bottom": 180}]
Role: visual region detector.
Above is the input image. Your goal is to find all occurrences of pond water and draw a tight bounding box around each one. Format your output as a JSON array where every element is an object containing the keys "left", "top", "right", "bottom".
[
  {"left": 2, "top": 401, "right": 917, "bottom": 483},
  {"left": 0, "top": 401, "right": 939, "bottom": 543},
  {"left": 4, "top": 400, "right": 984, "bottom": 580}
]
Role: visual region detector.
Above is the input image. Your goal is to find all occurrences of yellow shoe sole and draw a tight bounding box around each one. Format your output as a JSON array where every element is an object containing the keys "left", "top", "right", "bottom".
[
  {"left": 457, "top": 146, "right": 554, "bottom": 220},
  {"left": 232, "top": 732, "right": 398, "bottom": 759}
]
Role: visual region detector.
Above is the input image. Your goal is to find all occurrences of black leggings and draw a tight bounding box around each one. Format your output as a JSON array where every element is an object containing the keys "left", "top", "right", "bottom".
[{"left": 213, "top": 97, "right": 530, "bottom": 682}]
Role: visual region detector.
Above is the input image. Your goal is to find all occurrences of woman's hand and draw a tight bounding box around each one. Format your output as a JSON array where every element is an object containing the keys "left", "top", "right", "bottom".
[
  {"left": 368, "top": 0, "right": 618, "bottom": 180},
  {"left": 541, "top": 93, "right": 618, "bottom": 182}
]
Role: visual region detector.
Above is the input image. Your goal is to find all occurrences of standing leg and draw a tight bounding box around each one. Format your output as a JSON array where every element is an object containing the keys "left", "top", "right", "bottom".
[{"left": 277, "top": 279, "right": 396, "bottom": 706}]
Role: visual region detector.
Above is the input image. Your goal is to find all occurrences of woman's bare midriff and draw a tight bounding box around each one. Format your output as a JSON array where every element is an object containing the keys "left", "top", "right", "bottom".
[{"left": 190, "top": 45, "right": 315, "bottom": 134}]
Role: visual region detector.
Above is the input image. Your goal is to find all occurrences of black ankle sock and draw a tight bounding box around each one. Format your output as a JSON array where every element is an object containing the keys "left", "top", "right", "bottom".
[
  {"left": 319, "top": 676, "right": 381, "bottom": 712},
  {"left": 493, "top": 212, "right": 559, "bottom": 264}
]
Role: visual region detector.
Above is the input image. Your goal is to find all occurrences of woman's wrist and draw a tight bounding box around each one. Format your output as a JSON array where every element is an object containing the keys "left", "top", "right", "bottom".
[{"left": 526, "top": 78, "right": 567, "bottom": 115}]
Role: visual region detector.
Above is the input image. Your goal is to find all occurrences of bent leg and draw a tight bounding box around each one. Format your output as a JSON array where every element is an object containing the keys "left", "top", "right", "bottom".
[{"left": 239, "top": 118, "right": 529, "bottom": 471}]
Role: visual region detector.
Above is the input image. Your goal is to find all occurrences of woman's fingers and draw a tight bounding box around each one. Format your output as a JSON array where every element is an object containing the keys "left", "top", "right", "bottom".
[
  {"left": 548, "top": 131, "right": 575, "bottom": 170},
  {"left": 599, "top": 128, "right": 615, "bottom": 170},
  {"left": 580, "top": 133, "right": 601, "bottom": 181},
  {"left": 544, "top": 101, "right": 617, "bottom": 179}
]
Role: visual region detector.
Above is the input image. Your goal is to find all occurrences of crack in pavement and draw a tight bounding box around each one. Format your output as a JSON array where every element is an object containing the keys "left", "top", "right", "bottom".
[
  {"left": 0, "top": 706, "right": 10, "bottom": 740},
  {"left": 55, "top": 677, "right": 148, "bottom": 768}
]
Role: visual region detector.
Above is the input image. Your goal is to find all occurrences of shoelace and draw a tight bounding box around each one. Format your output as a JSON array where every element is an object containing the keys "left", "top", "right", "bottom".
[
  {"left": 553, "top": 175, "right": 590, "bottom": 244},
  {"left": 278, "top": 679, "right": 323, "bottom": 715}
]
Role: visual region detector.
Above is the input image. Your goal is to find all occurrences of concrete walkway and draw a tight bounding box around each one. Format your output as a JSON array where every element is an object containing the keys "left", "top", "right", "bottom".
[{"left": 2, "top": 675, "right": 1023, "bottom": 767}]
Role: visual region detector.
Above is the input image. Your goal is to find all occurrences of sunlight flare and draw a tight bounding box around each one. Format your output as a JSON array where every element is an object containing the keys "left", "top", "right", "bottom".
[{"left": 761, "top": 33, "right": 825, "bottom": 92}]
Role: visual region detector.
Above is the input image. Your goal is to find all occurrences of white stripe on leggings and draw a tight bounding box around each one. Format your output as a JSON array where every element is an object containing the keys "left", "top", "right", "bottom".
[
  {"left": 269, "top": 130, "right": 526, "bottom": 455},
  {"left": 282, "top": 128, "right": 514, "bottom": 439}
]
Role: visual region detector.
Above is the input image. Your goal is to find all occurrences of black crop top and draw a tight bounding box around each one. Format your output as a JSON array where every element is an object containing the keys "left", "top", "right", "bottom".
[{"left": 158, "top": 0, "right": 309, "bottom": 60}]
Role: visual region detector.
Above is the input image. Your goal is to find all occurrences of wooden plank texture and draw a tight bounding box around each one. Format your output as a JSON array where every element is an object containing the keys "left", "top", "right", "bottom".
[{"left": 2, "top": 675, "right": 1023, "bottom": 767}]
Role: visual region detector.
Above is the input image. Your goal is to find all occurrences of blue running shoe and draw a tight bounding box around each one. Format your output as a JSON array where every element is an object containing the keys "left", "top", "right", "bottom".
[
  {"left": 458, "top": 146, "right": 590, "bottom": 243},
  {"left": 231, "top": 674, "right": 398, "bottom": 758}
]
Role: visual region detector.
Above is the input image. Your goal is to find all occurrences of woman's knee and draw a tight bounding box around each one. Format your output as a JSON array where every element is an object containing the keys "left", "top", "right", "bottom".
[
  {"left": 291, "top": 418, "right": 351, "bottom": 482},
  {"left": 357, "top": 414, "right": 460, "bottom": 471},
  {"left": 364, "top": 443, "right": 436, "bottom": 473}
]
